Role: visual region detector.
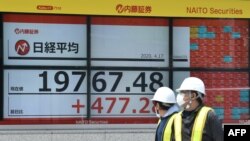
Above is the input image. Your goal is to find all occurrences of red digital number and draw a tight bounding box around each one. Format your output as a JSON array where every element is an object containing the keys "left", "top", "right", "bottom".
[
  {"left": 105, "top": 97, "right": 116, "bottom": 113},
  {"left": 139, "top": 97, "right": 150, "bottom": 113},
  {"left": 91, "top": 97, "right": 103, "bottom": 113},
  {"left": 119, "top": 97, "right": 130, "bottom": 113}
]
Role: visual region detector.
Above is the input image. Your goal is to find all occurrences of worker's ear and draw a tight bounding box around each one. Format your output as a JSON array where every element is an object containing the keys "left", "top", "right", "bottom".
[
  {"left": 154, "top": 102, "right": 159, "bottom": 108},
  {"left": 191, "top": 92, "right": 197, "bottom": 99}
]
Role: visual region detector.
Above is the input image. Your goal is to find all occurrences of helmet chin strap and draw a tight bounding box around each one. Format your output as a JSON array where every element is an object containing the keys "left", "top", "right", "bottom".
[
  {"left": 185, "top": 101, "right": 192, "bottom": 109},
  {"left": 197, "top": 92, "right": 204, "bottom": 100}
]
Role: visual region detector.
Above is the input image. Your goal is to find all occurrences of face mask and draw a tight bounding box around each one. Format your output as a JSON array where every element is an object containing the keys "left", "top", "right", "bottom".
[
  {"left": 176, "top": 94, "right": 185, "bottom": 107},
  {"left": 177, "top": 92, "right": 193, "bottom": 110}
]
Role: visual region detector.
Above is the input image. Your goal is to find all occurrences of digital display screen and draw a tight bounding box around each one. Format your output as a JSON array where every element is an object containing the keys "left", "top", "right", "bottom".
[
  {"left": 2, "top": 14, "right": 169, "bottom": 124},
  {"left": 2, "top": 14, "right": 248, "bottom": 125}
]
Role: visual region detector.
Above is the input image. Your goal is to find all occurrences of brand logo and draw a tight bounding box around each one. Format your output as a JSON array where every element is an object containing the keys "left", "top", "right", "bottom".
[
  {"left": 116, "top": 4, "right": 152, "bottom": 14},
  {"left": 14, "top": 28, "right": 39, "bottom": 34},
  {"left": 37, "top": 5, "right": 53, "bottom": 10},
  {"left": 116, "top": 4, "right": 124, "bottom": 13},
  {"left": 224, "top": 124, "right": 250, "bottom": 140},
  {"left": 15, "top": 40, "right": 30, "bottom": 55}
]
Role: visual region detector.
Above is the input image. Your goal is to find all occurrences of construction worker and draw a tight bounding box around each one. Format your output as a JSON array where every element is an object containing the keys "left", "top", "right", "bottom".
[
  {"left": 175, "top": 77, "right": 223, "bottom": 141},
  {"left": 151, "top": 87, "right": 180, "bottom": 141}
]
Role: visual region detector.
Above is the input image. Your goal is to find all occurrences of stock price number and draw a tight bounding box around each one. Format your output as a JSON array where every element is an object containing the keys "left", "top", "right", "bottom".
[
  {"left": 38, "top": 71, "right": 166, "bottom": 93},
  {"left": 92, "top": 71, "right": 165, "bottom": 93},
  {"left": 39, "top": 71, "right": 86, "bottom": 92}
]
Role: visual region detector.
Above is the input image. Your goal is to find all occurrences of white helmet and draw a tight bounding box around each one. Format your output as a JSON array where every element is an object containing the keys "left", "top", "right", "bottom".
[
  {"left": 151, "top": 87, "right": 176, "bottom": 103},
  {"left": 176, "top": 77, "right": 205, "bottom": 95}
]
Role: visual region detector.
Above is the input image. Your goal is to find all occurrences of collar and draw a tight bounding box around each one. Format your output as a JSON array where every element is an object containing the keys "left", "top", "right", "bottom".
[
  {"left": 162, "top": 104, "right": 180, "bottom": 118},
  {"left": 182, "top": 104, "right": 204, "bottom": 117}
]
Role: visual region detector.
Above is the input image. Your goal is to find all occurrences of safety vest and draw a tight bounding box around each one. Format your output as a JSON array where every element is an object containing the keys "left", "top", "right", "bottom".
[
  {"left": 174, "top": 106, "right": 212, "bottom": 141},
  {"left": 158, "top": 113, "right": 178, "bottom": 141}
]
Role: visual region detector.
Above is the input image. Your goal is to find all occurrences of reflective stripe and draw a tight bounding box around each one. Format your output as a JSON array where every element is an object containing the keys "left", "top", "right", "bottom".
[
  {"left": 163, "top": 113, "right": 177, "bottom": 141},
  {"left": 174, "top": 112, "right": 182, "bottom": 141},
  {"left": 192, "top": 107, "right": 212, "bottom": 141},
  {"left": 174, "top": 106, "right": 212, "bottom": 141}
]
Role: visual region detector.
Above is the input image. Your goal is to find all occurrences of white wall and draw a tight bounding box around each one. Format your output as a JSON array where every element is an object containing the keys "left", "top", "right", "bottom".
[{"left": 0, "top": 124, "right": 156, "bottom": 141}]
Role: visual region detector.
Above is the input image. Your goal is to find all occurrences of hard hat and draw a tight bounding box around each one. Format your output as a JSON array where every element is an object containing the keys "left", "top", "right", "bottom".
[
  {"left": 151, "top": 87, "right": 176, "bottom": 103},
  {"left": 176, "top": 77, "right": 205, "bottom": 95}
]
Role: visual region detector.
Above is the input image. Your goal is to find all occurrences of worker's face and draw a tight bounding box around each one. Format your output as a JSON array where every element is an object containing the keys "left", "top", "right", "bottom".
[
  {"left": 153, "top": 101, "right": 159, "bottom": 109},
  {"left": 179, "top": 90, "right": 191, "bottom": 100},
  {"left": 153, "top": 101, "right": 160, "bottom": 117},
  {"left": 181, "top": 91, "right": 197, "bottom": 99},
  {"left": 177, "top": 91, "right": 196, "bottom": 108}
]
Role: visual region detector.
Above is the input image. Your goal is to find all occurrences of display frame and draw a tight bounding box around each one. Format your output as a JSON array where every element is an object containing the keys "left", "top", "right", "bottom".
[{"left": 0, "top": 13, "right": 249, "bottom": 126}]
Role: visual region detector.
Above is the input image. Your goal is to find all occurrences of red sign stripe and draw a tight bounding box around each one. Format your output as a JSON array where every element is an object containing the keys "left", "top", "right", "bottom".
[{"left": 0, "top": 117, "right": 238, "bottom": 125}]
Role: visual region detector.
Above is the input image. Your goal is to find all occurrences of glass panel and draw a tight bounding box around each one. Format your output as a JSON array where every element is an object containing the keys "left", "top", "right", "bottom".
[
  {"left": 4, "top": 69, "right": 87, "bottom": 118},
  {"left": 173, "top": 19, "right": 249, "bottom": 68},
  {"left": 91, "top": 17, "right": 169, "bottom": 67},
  {"left": 2, "top": 14, "right": 87, "bottom": 124},
  {"left": 3, "top": 14, "right": 87, "bottom": 66},
  {"left": 90, "top": 70, "right": 169, "bottom": 123}
]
